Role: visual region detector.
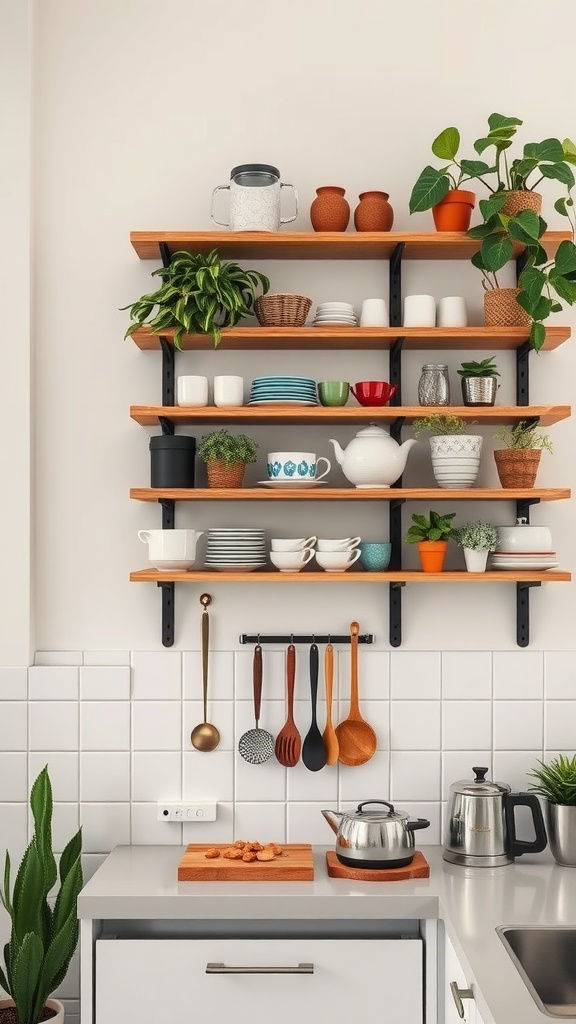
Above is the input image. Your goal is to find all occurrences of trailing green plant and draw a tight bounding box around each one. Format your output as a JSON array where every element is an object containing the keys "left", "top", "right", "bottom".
[
  {"left": 405, "top": 510, "right": 456, "bottom": 544},
  {"left": 412, "top": 415, "right": 471, "bottom": 438},
  {"left": 528, "top": 754, "right": 576, "bottom": 806},
  {"left": 494, "top": 422, "right": 553, "bottom": 452},
  {"left": 198, "top": 430, "right": 258, "bottom": 466},
  {"left": 471, "top": 114, "right": 576, "bottom": 194},
  {"left": 0, "top": 767, "right": 82, "bottom": 1024},
  {"left": 457, "top": 357, "right": 499, "bottom": 378},
  {"left": 454, "top": 521, "right": 497, "bottom": 552},
  {"left": 409, "top": 125, "right": 495, "bottom": 213},
  {"left": 121, "top": 249, "right": 269, "bottom": 349}
]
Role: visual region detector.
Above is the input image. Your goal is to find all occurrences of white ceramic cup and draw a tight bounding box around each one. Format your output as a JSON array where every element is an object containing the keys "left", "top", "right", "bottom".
[
  {"left": 316, "top": 549, "right": 361, "bottom": 572},
  {"left": 138, "top": 529, "right": 204, "bottom": 570},
  {"left": 360, "top": 298, "right": 389, "bottom": 327},
  {"left": 270, "top": 549, "right": 315, "bottom": 573},
  {"left": 271, "top": 537, "right": 317, "bottom": 552},
  {"left": 267, "top": 452, "right": 331, "bottom": 482},
  {"left": 438, "top": 296, "right": 468, "bottom": 327},
  {"left": 403, "top": 294, "right": 436, "bottom": 327},
  {"left": 316, "top": 537, "right": 361, "bottom": 551},
  {"left": 213, "top": 375, "right": 244, "bottom": 406},
  {"left": 176, "top": 376, "right": 209, "bottom": 407}
]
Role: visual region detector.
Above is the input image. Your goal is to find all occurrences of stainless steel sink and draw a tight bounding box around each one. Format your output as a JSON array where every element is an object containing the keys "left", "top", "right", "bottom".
[{"left": 498, "top": 927, "right": 576, "bottom": 1018}]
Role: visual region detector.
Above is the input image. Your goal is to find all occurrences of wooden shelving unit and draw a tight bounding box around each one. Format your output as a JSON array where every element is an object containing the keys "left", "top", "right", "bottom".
[
  {"left": 131, "top": 569, "right": 571, "bottom": 584},
  {"left": 131, "top": 487, "right": 571, "bottom": 503}
]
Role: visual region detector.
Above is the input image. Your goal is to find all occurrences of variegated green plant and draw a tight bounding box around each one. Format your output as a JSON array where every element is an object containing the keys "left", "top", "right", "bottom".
[
  {"left": 528, "top": 754, "right": 576, "bottom": 806},
  {"left": 0, "top": 767, "right": 82, "bottom": 1024},
  {"left": 122, "top": 249, "right": 269, "bottom": 349}
]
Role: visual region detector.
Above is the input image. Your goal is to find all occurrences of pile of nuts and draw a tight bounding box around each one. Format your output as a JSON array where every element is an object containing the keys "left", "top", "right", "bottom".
[{"left": 205, "top": 840, "right": 283, "bottom": 863}]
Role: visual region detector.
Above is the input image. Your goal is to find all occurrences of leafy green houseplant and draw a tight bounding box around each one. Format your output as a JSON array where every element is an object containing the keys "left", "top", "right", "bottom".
[
  {"left": 198, "top": 430, "right": 258, "bottom": 488},
  {"left": 454, "top": 520, "right": 497, "bottom": 573},
  {"left": 493, "top": 422, "right": 553, "bottom": 489},
  {"left": 409, "top": 126, "right": 492, "bottom": 230},
  {"left": 122, "top": 249, "right": 269, "bottom": 349},
  {"left": 458, "top": 357, "right": 500, "bottom": 407},
  {"left": 528, "top": 755, "right": 576, "bottom": 866},
  {"left": 405, "top": 510, "right": 456, "bottom": 573},
  {"left": 413, "top": 416, "right": 482, "bottom": 490},
  {"left": 0, "top": 767, "right": 82, "bottom": 1024}
]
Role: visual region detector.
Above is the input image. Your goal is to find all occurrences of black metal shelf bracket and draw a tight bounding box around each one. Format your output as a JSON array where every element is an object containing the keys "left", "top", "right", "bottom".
[
  {"left": 516, "top": 581, "right": 541, "bottom": 648},
  {"left": 239, "top": 633, "right": 374, "bottom": 645},
  {"left": 159, "top": 498, "right": 175, "bottom": 530},
  {"left": 157, "top": 582, "right": 175, "bottom": 648},
  {"left": 389, "top": 582, "right": 405, "bottom": 648},
  {"left": 389, "top": 497, "right": 405, "bottom": 572},
  {"left": 159, "top": 336, "right": 175, "bottom": 407},
  {"left": 389, "top": 242, "right": 405, "bottom": 328},
  {"left": 159, "top": 242, "right": 172, "bottom": 268},
  {"left": 389, "top": 338, "right": 405, "bottom": 404},
  {"left": 515, "top": 496, "right": 540, "bottom": 523},
  {"left": 159, "top": 415, "right": 175, "bottom": 436},
  {"left": 516, "top": 341, "right": 530, "bottom": 406}
]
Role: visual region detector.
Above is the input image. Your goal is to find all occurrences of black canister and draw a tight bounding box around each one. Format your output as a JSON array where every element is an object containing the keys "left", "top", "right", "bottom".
[{"left": 150, "top": 435, "right": 196, "bottom": 488}]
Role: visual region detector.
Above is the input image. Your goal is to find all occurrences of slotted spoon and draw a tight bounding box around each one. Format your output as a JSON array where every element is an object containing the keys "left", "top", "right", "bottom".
[
  {"left": 238, "top": 644, "right": 274, "bottom": 764},
  {"left": 275, "top": 644, "right": 301, "bottom": 767}
]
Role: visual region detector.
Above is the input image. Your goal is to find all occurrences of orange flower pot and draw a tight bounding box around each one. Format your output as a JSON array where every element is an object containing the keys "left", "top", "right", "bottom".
[
  {"left": 432, "top": 189, "right": 475, "bottom": 232},
  {"left": 418, "top": 540, "right": 448, "bottom": 573}
]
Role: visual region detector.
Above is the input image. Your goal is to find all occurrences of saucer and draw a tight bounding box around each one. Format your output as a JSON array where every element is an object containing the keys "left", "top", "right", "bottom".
[{"left": 257, "top": 479, "right": 328, "bottom": 489}]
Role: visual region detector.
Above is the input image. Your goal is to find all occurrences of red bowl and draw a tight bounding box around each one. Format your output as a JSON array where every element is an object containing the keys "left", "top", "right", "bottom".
[{"left": 351, "top": 381, "right": 398, "bottom": 406}]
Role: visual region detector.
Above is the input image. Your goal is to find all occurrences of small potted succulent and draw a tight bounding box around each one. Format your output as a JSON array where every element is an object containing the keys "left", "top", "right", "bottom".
[
  {"left": 457, "top": 357, "right": 500, "bottom": 407},
  {"left": 405, "top": 510, "right": 456, "bottom": 573},
  {"left": 198, "top": 429, "right": 258, "bottom": 488},
  {"left": 454, "top": 520, "right": 497, "bottom": 573},
  {"left": 493, "top": 421, "right": 553, "bottom": 489},
  {"left": 413, "top": 415, "right": 482, "bottom": 489},
  {"left": 528, "top": 754, "right": 576, "bottom": 866}
]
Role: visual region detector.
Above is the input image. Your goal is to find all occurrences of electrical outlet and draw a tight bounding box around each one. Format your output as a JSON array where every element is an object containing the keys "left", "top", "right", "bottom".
[{"left": 157, "top": 802, "right": 217, "bottom": 822}]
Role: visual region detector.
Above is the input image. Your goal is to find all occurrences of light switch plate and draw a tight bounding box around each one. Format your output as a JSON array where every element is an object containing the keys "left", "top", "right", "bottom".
[{"left": 157, "top": 802, "right": 217, "bottom": 822}]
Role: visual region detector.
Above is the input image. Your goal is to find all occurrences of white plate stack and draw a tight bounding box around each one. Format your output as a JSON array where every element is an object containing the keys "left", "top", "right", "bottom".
[
  {"left": 491, "top": 551, "right": 559, "bottom": 571},
  {"left": 205, "top": 529, "right": 266, "bottom": 573},
  {"left": 313, "top": 302, "right": 358, "bottom": 326}
]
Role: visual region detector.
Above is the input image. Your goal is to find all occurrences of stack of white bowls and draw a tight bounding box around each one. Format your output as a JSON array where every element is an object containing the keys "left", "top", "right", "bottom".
[
  {"left": 313, "top": 302, "right": 358, "bottom": 326},
  {"left": 315, "top": 536, "right": 361, "bottom": 573},
  {"left": 270, "top": 536, "right": 316, "bottom": 573},
  {"left": 205, "top": 529, "right": 266, "bottom": 573},
  {"left": 429, "top": 435, "right": 483, "bottom": 489},
  {"left": 492, "top": 520, "right": 557, "bottom": 571}
]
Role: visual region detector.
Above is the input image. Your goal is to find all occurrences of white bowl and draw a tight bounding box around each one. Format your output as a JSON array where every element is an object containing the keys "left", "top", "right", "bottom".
[
  {"left": 496, "top": 522, "right": 552, "bottom": 553},
  {"left": 271, "top": 537, "right": 317, "bottom": 552},
  {"left": 316, "top": 537, "right": 361, "bottom": 551},
  {"left": 270, "top": 550, "right": 314, "bottom": 571},
  {"left": 315, "top": 549, "right": 361, "bottom": 572},
  {"left": 151, "top": 559, "right": 195, "bottom": 571}
]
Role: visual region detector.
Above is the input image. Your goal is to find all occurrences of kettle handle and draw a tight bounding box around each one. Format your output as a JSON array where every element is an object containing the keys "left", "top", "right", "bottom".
[
  {"left": 357, "top": 800, "right": 395, "bottom": 814},
  {"left": 407, "top": 818, "right": 430, "bottom": 832},
  {"left": 505, "top": 792, "right": 548, "bottom": 858}
]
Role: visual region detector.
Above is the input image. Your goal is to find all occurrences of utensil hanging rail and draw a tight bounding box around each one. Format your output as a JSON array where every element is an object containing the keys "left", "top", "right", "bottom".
[{"left": 239, "top": 633, "right": 374, "bottom": 645}]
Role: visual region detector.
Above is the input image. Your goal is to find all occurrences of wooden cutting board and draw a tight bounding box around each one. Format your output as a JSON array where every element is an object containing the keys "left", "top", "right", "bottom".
[
  {"left": 178, "top": 844, "right": 314, "bottom": 881},
  {"left": 326, "top": 849, "right": 430, "bottom": 881}
]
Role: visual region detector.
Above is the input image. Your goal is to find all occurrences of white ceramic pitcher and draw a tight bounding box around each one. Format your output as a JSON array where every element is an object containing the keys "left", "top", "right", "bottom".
[{"left": 211, "top": 163, "right": 298, "bottom": 231}]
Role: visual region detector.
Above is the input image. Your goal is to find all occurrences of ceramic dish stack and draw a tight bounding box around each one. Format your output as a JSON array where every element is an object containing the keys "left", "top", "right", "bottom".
[
  {"left": 491, "top": 551, "right": 559, "bottom": 571},
  {"left": 204, "top": 529, "right": 266, "bottom": 573},
  {"left": 248, "top": 376, "right": 317, "bottom": 406},
  {"left": 313, "top": 302, "right": 358, "bottom": 326}
]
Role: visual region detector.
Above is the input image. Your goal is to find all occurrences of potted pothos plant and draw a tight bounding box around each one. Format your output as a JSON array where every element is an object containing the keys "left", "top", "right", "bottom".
[
  {"left": 0, "top": 767, "right": 82, "bottom": 1024},
  {"left": 409, "top": 126, "right": 487, "bottom": 230},
  {"left": 454, "top": 520, "right": 497, "bottom": 573},
  {"left": 493, "top": 422, "right": 553, "bottom": 489},
  {"left": 413, "top": 415, "right": 482, "bottom": 489},
  {"left": 405, "top": 510, "right": 456, "bottom": 573},
  {"left": 198, "top": 429, "right": 258, "bottom": 488},
  {"left": 122, "top": 248, "right": 269, "bottom": 349},
  {"left": 457, "top": 357, "right": 500, "bottom": 407},
  {"left": 528, "top": 754, "right": 576, "bottom": 866}
]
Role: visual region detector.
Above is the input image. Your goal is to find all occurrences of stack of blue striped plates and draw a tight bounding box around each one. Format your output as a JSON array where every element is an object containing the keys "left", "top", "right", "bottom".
[{"left": 248, "top": 376, "right": 317, "bottom": 406}]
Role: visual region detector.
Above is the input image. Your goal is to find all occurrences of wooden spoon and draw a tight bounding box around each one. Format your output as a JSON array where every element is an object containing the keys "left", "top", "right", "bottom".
[
  {"left": 336, "top": 622, "right": 377, "bottom": 766},
  {"left": 322, "top": 643, "right": 339, "bottom": 765},
  {"left": 302, "top": 643, "right": 327, "bottom": 772},
  {"left": 274, "top": 644, "right": 301, "bottom": 767}
]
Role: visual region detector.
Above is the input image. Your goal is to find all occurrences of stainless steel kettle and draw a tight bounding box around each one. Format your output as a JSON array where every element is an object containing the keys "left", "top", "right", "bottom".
[
  {"left": 443, "top": 766, "right": 547, "bottom": 867},
  {"left": 322, "top": 800, "right": 430, "bottom": 868}
]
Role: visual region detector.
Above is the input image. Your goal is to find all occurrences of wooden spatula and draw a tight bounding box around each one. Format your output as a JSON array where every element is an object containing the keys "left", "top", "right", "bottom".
[
  {"left": 336, "top": 622, "right": 377, "bottom": 766},
  {"left": 274, "top": 644, "right": 301, "bottom": 767}
]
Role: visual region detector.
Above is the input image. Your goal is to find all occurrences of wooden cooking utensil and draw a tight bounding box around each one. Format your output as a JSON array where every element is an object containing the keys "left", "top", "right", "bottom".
[
  {"left": 274, "top": 644, "right": 301, "bottom": 767},
  {"left": 302, "top": 643, "right": 328, "bottom": 772},
  {"left": 322, "top": 642, "right": 339, "bottom": 765},
  {"left": 190, "top": 594, "right": 221, "bottom": 752},
  {"left": 238, "top": 644, "right": 274, "bottom": 764},
  {"left": 336, "top": 621, "right": 377, "bottom": 766}
]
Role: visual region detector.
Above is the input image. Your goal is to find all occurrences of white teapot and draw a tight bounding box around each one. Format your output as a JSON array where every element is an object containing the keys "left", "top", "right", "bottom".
[{"left": 329, "top": 424, "right": 417, "bottom": 488}]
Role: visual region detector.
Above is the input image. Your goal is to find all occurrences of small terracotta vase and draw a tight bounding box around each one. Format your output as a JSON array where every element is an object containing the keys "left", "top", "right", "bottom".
[
  {"left": 432, "top": 189, "right": 475, "bottom": 231},
  {"left": 310, "top": 186, "right": 350, "bottom": 232},
  {"left": 354, "top": 191, "right": 394, "bottom": 231}
]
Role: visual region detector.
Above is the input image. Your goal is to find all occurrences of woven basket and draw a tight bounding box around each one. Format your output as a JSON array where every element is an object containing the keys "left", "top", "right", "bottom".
[
  {"left": 484, "top": 288, "right": 531, "bottom": 327},
  {"left": 494, "top": 449, "right": 541, "bottom": 488},
  {"left": 206, "top": 460, "right": 246, "bottom": 488},
  {"left": 255, "top": 293, "right": 312, "bottom": 327},
  {"left": 500, "top": 190, "right": 542, "bottom": 217}
]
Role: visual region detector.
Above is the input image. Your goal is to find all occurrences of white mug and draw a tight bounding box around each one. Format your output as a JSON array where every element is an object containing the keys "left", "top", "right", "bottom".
[
  {"left": 316, "top": 537, "right": 361, "bottom": 551},
  {"left": 403, "top": 294, "right": 436, "bottom": 328},
  {"left": 271, "top": 537, "right": 317, "bottom": 552},
  {"left": 267, "top": 451, "right": 331, "bottom": 482},
  {"left": 214, "top": 375, "right": 244, "bottom": 407},
  {"left": 438, "top": 296, "right": 468, "bottom": 327},
  {"left": 176, "top": 376, "right": 209, "bottom": 407},
  {"left": 360, "top": 298, "right": 389, "bottom": 327},
  {"left": 316, "top": 549, "right": 361, "bottom": 572},
  {"left": 138, "top": 529, "right": 204, "bottom": 570},
  {"left": 270, "top": 549, "right": 315, "bottom": 572}
]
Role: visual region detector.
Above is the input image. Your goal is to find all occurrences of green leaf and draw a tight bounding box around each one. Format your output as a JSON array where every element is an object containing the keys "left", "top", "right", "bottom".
[
  {"left": 459, "top": 159, "right": 492, "bottom": 177},
  {"left": 487, "top": 127, "right": 517, "bottom": 141},
  {"left": 470, "top": 250, "right": 486, "bottom": 271},
  {"left": 11, "top": 933, "right": 43, "bottom": 1024},
  {"left": 0, "top": 963, "right": 9, "bottom": 997},
  {"left": 467, "top": 220, "right": 501, "bottom": 240},
  {"left": 431, "top": 127, "right": 460, "bottom": 161},
  {"left": 562, "top": 138, "right": 576, "bottom": 165},
  {"left": 540, "top": 162, "right": 576, "bottom": 188},
  {"left": 554, "top": 239, "right": 576, "bottom": 275},
  {"left": 481, "top": 233, "right": 514, "bottom": 272},
  {"left": 519, "top": 266, "right": 546, "bottom": 306},
  {"left": 488, "top": 113, "right": 523, "bottom": 131},
  {"left": 508, "top": 209, "right": 541, "bottom": 245},
  {"left": 409, "top": 166, "right": 450, "bottom": 213},
  {"left": 555, "top": 197, "right": 569, "bottom": 217},
  {"left": 530, "top": 322, "right": 546, "bottom": 352},
  {"left": 550, "top": 270, "right": 576, "bottom": 304},
  {"left": 428, "top": 528, "right": 442, "bottom": 541},
  {"left": 474, "top": 136, "right": 512, "bottom": 156},
  {"left": 478, "top": 192, "right": 508, "bottom": 220},
  {"left": 524, "top": 138, "right": 565, "bottom": 162}
]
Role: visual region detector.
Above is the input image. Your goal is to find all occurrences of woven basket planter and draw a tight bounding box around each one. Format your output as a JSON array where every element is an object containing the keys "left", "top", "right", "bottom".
[
  {"left": 206, "top": 460, "right": 246, "bottom": 488},
  {"left": 494, "top": 449, "right": 541, "bottom": 488},
  {"left": 500, "top": 190, "right": 542, "bottom": 217},
  {"left": 255, "top": 293, "right": 312, "bottom": 327},
  {"left": 484, "top": 288, "right": 531, "bottom": 328}
]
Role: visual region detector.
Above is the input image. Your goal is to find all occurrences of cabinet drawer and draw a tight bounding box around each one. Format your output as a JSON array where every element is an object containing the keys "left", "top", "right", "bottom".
[{"left": 96, "top": 937, "right": 423, "bottom": 1024}]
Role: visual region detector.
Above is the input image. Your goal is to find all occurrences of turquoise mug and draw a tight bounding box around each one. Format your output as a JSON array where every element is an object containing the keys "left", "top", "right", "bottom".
[{"left": 359, "top": 542, "right": 392, "bottom": 572}]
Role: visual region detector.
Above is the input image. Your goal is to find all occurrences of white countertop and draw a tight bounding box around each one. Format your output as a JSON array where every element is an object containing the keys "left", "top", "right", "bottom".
[{"left": 79, "top": 844, "right": 576, "bottom": 1024}]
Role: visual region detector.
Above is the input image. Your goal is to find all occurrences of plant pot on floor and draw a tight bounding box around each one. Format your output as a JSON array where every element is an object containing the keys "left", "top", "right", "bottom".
[
  {"left": 432, "top": 189, "right": 475, "bottom": 231},
  {"left": 546, "top": 804, "right": 576, "bottom": 866},
  {"left": 429, "top": 434, "right": 483, "bottom": 488},
  {"left": 206, "top": 460, "right": 246, "bottom": 488},
  {"left": 500, "top": 190, "right": 542, "bottom": 217},
  {"left": 0, "top": 998, "right": 64, "bottom": 1024},
  {"left": 463, "top": 547, "right": 489, "bottom": 573},
  {"left": 484, "top": 288, "right": 531, "bottom": 328},
  {"left": 418, "top": 540, "right": 448, "bottom": 573},
  {"left": 494, "top": 449, "right": 541, "bottom": 488}
]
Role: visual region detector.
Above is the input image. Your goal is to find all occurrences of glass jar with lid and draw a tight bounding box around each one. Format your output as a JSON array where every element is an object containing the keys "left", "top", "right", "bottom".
[{"left": 418, "top": 364, "right": 450, "bottom": 406}]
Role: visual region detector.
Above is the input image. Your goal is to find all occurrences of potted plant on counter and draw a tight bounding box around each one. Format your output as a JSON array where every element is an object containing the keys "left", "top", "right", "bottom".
[
  {"left": 457, "top": 357, "right": 500, "bottom": 407},
  {"left": 413, "top": 415, "right": 482, "bottom": 489},
  {"left": 493, "top": 421, "right": 553, "bottom": 489},
  {"left": 454, "top": 520, "right": 497, "bottom": 573},
  {"left": 0, "top": 766, "right": 82, "bottom": 1024},
  {"left": 122, "top": 248, "right": 269, "bottom": 349},
  {"left": 409, "top": 126, "right": 489, "bottom": 230},
  {"left": 198, "top": 429, "right": 258, "bottom": 488},
  {"left": 528, "top": 754, "right": 576, "bottom": 866},
  {"left": 405, "top": 510, "right": 456, "bottom": 573}
]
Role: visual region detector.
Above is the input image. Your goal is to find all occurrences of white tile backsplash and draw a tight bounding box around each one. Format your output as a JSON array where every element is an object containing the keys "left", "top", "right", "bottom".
[
  {"left": 131, "top": 803, "right": 182, "bottom": 845},
  {"left": 80, "top": 751, "right": 131, "bottom": 802},
  {"left": 81, "top": 702, "right": 130, "bottom": 751},
  {"left": 441, "top": 652, "right": 492, "bottom": 700},
  {"left": 182, "top": 801, "right": 234, "bottom": 844},
  {"left": 185, "top": 651, "right": 234, "bottom": 701},
  {"left": 132, "top": 701, "right": 181, "bottom": 750},
  {"left": 286, "top": 760, "right": 338, "bottom": 802},
  {"left": 29, "top": 701, "right": 77, "bottom": 751},
  {"left": 132, "top": 751, "right": 182, "bottom": 801},
  {"left": 83, "top": 651, "right": 131, "bottom": 666},
  {"left": 390, "top": 700, "right": 440, "bottom": 750},
  {"left": 29, "top": 752, "right": 79, "bottom": 801},
  {"left": 545, "top": 701, "right": 576, "bottom": 750},
  {"left": 131, "top": 651, "right": 181, "bottom": 700},
  {"left": 442, "top": 751, "right": 493, "bottom": 800},
  {"left": 493, "top": 651, "right": 544, "bottom": 700},
  {"left": 391, "top": 651, "right": 441, "bottom": 699},
  {"left": 390, "top": 751, "right": 441, "bottom": 801},
  {"left": 183, "top": 700, "right": 234, "bottom": 750},
  {"left": 545, "top": 651, "right": 576, "bottom": 699},
  {"left": 183, "top": 750, "right": 234, "bottom": 801},
  {"left": 80, "top": 666, "right": 131, "bottom": 701},
  {"left": 493, "top": 701, "right": 543, "bottom": 750},
  {"left": 287, "top": 802, "right": 333, "bottom": 844},
  {"left": 442, "top": 701, "right": 492, "bottom": 751},
  {"left": 235, "top": 754, "right": 287, "bottom": 802},
  {"left": 28, "top": 666, "right": 79, "bottom": 701},
  {"left": 338, "top": 751, "right": 390, "bottom": 802},
  {"left": 80, "top": 803, "right": 131, "bottom": 853},
  {"left": 234, "top": 802, "right": 287, "bottom": 843},
  {"left": 0, "top": 753, "right": 28, "bottom": 800},
  {"left": 0, "top": 703, "right": 28, "bottom": 751},
  {"left": 0, "top": 667, "right": 28, "bottom": 699},
  {"left": 339, "top": 649, "right": 388, "bottom": 700},
  {"left": 492, "top": 750, "right": 542, "bottom": 792}
]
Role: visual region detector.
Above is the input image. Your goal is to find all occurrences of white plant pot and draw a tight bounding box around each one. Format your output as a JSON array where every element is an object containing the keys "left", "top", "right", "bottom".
[
  {"left": 429, "top": 434, "right": 482, "bottom": 489},
  {"left": 0, "top": 998, "right": 64, "bottom": 1024},
  {"left": 463, "top": 547, "right": 489, "bottom": 573}
]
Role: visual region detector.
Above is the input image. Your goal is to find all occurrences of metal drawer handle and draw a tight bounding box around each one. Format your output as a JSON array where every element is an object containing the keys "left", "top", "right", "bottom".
[
  {"left": 206, "top": 962, "right": 314, "bottom": 975},
  {"left": 450, "top": 981, "right": 474, "bottom": 1019}
]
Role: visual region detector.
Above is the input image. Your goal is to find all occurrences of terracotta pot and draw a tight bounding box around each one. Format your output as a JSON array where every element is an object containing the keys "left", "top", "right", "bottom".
[
  {"left": 206, "top": 460, "right": 246, "bottom": 488},
  {"left": 484, "top": 288, "right": 531, "bottom": 328},
  {"left": 494, "top": 449, "right": 541, "bottom": 489},
  {"left": 354, "top": 191, "right": 394, "bottom": 231},
  {"left": 0, "top": 999, "right": 64, "bottom": 1024},
  {"left": 432, "top": 189, "right": 475, "bottom": 231},
  {"left": 310, "top": 186, "right": 350, "bottom": 232},
  {"left": 417, "top": 540, "right": 448, "bottom": 573},
  {"left": 501, "top": 190, "right": 542, "bottom": 217}
]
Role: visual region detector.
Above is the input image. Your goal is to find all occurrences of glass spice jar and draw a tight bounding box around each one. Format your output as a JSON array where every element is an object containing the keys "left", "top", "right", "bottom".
[{"left": 418, "top": 364, "right": 450, "bottom": 406}]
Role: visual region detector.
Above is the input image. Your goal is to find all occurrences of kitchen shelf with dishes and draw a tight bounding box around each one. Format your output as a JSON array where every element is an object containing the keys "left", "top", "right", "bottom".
[{"left": 127, "top": 229, "right": 572, "bottom": 649}]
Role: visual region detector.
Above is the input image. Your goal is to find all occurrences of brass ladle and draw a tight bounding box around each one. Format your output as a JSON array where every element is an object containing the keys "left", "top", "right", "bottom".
[{"left": 190, "top": 594, "right": 221, "bottom": 752}]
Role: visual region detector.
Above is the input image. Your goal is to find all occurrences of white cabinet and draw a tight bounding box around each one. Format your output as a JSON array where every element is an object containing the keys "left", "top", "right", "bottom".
[
  {"left": 443, "top": 934, "right": 476, "bottom": 1024},
  {"left": 96, "top": 937, "right": 423, "bottom": 1024}
]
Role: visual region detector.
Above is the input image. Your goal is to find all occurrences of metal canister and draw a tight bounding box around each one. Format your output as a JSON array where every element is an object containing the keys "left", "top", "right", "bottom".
[{"left": 418, "top": 364, "right": 450, "bottom": 406}]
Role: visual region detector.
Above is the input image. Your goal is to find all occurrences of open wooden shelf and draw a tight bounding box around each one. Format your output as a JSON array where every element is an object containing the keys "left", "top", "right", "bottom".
[
  {"left": 130, "top": 230, "right": 571, "bottom": 262},
  {"left": 130, "top": 324, "right": 571, "bottom": 353},
  {"left": 131, "top": 568, "right": 571, "bottom": 584},
  {"left": 130, "top": 487, "right": 571, "bottom": 503},
  {"left": 131, "top": 404, "right": 571, "bottom": 427}
]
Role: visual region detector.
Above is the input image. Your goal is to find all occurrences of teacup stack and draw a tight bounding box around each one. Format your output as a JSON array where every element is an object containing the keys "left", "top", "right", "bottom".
[
  {"left": 270, "top": 536, "right": 317, "bottom": 573},
  {"left": 312, "top": 302, "right": 358, "bottom": 326},
  {"left": 315, "top": 536, "right": 361, "bottom": 573}
]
